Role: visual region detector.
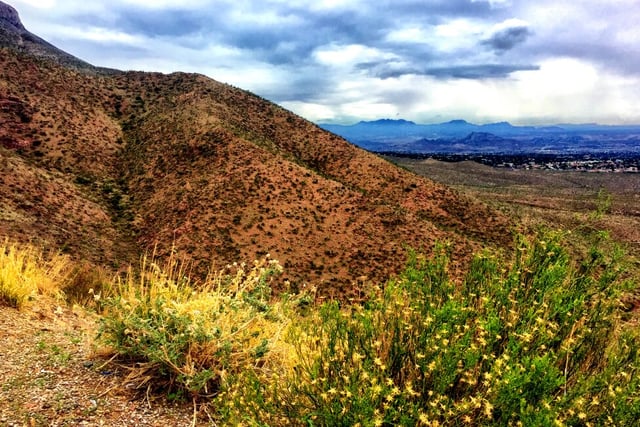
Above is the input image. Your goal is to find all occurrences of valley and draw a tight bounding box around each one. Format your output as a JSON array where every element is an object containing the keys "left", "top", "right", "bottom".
[{"left": 380, "top": 152, "right": 640, "bottom": 172}]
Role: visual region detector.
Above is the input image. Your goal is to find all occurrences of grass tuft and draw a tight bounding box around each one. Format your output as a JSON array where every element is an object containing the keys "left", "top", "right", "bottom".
[
  {"left": 96, "top": 252, "right": 295, "bottom": 399},
  {"left": 0, "top": 240, "right": 71, "bottom": 309}
]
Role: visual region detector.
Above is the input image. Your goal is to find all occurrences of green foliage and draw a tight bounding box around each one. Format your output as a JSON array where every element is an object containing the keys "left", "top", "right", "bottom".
[
  {"left": 96, "top": 255, "right": 291, "bottom": 397},
  {"left": 217, "top": 232, "right": 639, "bottom": 426},
  {"left": 589, "top": 188, "right": 613, "bottom": 220}
]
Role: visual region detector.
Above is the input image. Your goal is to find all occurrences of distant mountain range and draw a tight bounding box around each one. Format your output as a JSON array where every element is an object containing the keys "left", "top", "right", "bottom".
[{"left": 319, "top": 119, "right": 640, "bottom": 155}]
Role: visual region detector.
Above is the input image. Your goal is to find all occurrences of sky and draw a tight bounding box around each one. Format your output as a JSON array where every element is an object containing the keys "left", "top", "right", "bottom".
[{"left": 9, "top": 0, "right": 640, "bottom": 125}]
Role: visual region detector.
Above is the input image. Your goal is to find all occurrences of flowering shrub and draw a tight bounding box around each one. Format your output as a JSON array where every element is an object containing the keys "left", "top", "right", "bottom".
[{"left": 217, "top": 233, "right": 640, "bottom": 426}]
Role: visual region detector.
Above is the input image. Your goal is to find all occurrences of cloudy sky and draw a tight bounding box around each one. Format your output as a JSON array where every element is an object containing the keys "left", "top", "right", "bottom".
[{"left": 10, "top": 0, "right": 640, "bottom": 125}]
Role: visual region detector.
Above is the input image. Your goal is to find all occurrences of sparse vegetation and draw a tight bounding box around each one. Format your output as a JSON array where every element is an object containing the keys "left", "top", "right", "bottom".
[
  {"left": 589, "top": 188, "right": 613, "bottom": 221},
  {"left": 2, "top": 44, "right": 515, "bottom": 297}
]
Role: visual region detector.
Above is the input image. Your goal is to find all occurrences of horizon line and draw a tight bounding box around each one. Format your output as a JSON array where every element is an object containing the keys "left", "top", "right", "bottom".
[{"left": 316, "top": 118, "right": 640, "bottom": 127}]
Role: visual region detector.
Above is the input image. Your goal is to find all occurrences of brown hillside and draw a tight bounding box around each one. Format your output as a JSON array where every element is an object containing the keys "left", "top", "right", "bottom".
[
  {"left": 0, "top": 50, "right": 138, "bottom": 267},
  {"left": 0, "top": 43, "right": 511, "bottom": 297}
]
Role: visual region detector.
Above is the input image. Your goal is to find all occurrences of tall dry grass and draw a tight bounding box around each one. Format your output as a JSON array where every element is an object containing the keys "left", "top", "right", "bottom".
[{"left": 0, "top": 240, "right": 71, "bottom": 309}]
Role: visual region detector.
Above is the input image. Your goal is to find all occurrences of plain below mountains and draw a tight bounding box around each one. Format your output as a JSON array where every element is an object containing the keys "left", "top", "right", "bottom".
[{"left": 0, "top": 1, "right": 511, "bottom": 297}]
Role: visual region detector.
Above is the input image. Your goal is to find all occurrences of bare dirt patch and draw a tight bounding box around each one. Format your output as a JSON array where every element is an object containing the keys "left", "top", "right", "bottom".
[{"left": 0, "top": 304, "right": 193, "bottom": 426}]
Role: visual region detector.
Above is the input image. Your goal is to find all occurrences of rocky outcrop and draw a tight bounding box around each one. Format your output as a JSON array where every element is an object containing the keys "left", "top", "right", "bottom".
[
  {"left": 0, "top": 1, "right": 115, "bottom": 74},
  {"left": 0, "top": 1, "right": 25, "bottom": 31}
]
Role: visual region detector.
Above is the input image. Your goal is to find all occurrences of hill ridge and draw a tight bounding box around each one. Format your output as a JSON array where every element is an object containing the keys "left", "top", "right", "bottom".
[
  {"left": 0, "top": 1, "right": 24, "bottom": 30},
  {"left": 0, "top": 6, "right": 512, "bottom": 296}
]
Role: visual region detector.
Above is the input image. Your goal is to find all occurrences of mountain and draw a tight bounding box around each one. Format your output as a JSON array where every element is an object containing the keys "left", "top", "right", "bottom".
[
  {"left": 0, "top": 1, "right": 111, "bottom": 73},
  {"left": 319, "top": 118, "right": 640, "bottom": 155},
  {"left": 357, "top": 119, "right": 416, "bottom": 126},
  {"left": 321, "top": 119, "right": 422, "bottom": 145},
  {"left": 0, "top": 3, "right": 511, "bottom": 297}
]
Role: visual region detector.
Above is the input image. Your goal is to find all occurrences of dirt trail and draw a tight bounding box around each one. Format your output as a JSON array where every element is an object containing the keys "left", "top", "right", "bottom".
[{"left": 0, "top": 305, "right": 194, "bottom": 426}]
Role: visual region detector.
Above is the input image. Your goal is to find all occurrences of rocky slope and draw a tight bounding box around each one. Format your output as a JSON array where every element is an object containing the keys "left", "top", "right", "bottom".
[
  {"left": 0, "top": 1, "right": 111, "bottom": 72},
  {"left": 0, "top": 2, "right": 511, "bottom": 297}
]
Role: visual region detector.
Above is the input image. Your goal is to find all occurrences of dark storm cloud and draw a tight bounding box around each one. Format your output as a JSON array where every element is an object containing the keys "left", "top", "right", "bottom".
[
  {"left": 298, "top": 9, "right": 380, "bottom": 44},
  {"left": 356, "top": 57, "right": 539, "bottom": 80},
  {"left": 118, "top": 8, "right": 208, "bottom": 37},
  {"left": 222, "top": 6, "right": 391, "bottom": 64},
  {"left": 355, "top": 60, "right": 419, "bottom": 79},
  {"left": 95, "top": 4, "right": 366, "bottom": 64},
  {"left": 68, "top": 7, "right": 209, "bottom": 38},
  {"left": 260, "top": 71, "right": 336, "bottom": 103},
  {"left": 425, "top": 64, "right": 539, "bottom": 79},
  {"left": 69, "top": 0, "right": 505, "bottom": 65},
  {"left": 14, "top": 0, "right": 640, "bottom": 125},
  {"left": 21, "top": 0, "right": 632, "bottom": 81},
  {"left": 374, "top": 0, "right": 494, "bottom": 20},
  {"left": 358, "top": 59, "right": 539, "bottom": 80},
  {"left": 29, "top": 0, "right": 530, "bottom": 78},
  {"left": 482, "top": 25, "right": 532, "bottom": 53},
  {"left": 16, "top": 0, "right": 540, "bottom": 88}
]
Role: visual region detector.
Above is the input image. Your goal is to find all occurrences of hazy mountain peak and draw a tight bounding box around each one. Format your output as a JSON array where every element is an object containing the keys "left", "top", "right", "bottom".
[
  {"left": 358, "top": 118, "right": 416, "bottom": 125},
  {"left": 0, "top": 1, "right": 24, "bottom": 31}
]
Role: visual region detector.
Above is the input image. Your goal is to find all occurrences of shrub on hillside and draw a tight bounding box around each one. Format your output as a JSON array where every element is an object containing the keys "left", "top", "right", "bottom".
[
  {"left": 96, "top": 255, "right": 293, "bottom": 398},
  {"left": 217, "top": 233, "right": 640, "bottom": 426}
]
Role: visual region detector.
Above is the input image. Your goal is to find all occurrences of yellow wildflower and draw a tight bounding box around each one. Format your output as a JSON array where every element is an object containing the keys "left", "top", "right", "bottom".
[
  {"left": 484, "top": 401, "right": 493, "bottom": 418},
  {"left": 418, "top": 412, "right": 429, "bottom": 425}
]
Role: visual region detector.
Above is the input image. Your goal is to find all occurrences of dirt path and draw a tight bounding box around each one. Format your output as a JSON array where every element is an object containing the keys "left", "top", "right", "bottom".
[{"left": 0, "top": 304, "right": 194, "bottom": 426}]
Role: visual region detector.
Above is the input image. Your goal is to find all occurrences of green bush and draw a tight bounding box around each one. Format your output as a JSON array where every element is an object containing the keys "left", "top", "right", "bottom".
[
  {"left": 217, "top": 232, "right": 639, "bottom": 426},
  {"left": 96, "top": 255, "right": 292, "bottom": 398}
]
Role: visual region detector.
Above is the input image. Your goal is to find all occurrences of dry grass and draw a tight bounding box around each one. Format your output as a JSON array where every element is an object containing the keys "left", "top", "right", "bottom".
[
  {"left": 96, "top": 251, "right": 298, "bottom": 401},
  {"left": 0, "top": 239, "right": 71, "bottom": 309}
]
